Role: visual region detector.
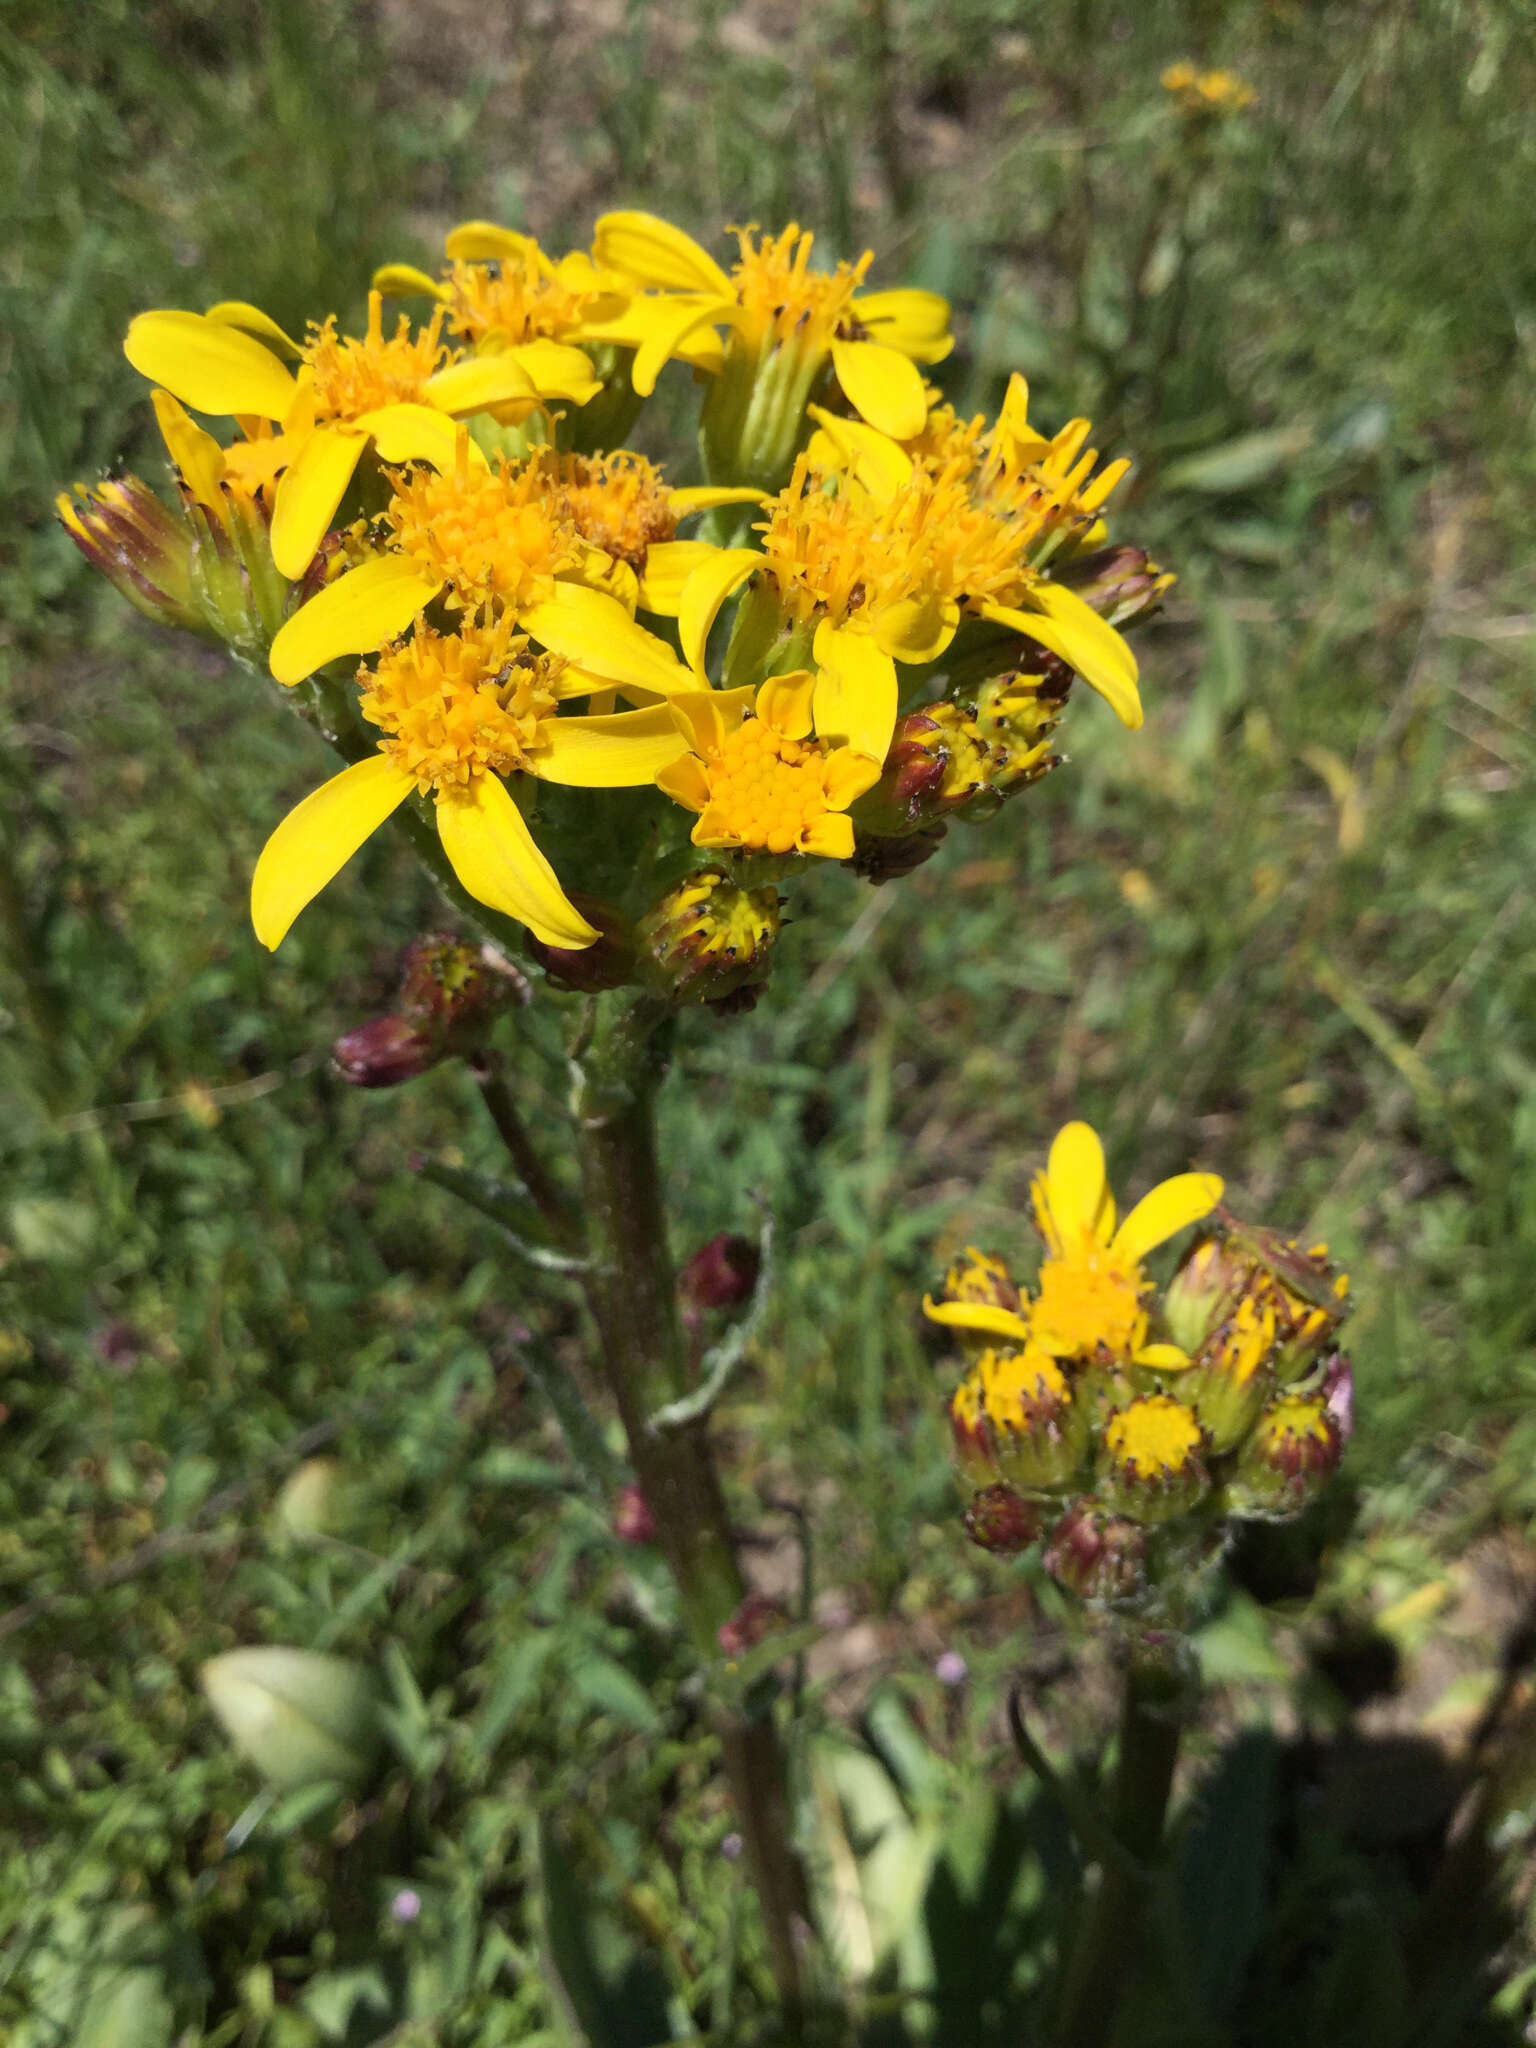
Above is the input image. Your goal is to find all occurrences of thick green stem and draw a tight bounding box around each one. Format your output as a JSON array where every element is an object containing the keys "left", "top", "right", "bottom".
[
  {"left": 1054, "top": 1636, "right": 1188, "bottom": 2048},
  {"left": 570, "top": 990, "right": 812, "bottom": 2017}
]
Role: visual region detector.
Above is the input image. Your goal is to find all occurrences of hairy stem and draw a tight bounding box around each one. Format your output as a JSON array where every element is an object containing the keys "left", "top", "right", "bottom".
[
  {"left": 570, "top": 989, "right": 812, "bottom": 2015},
  {"left": 1054, "top": 1634, "right": 1188, "bottom": 2048}
]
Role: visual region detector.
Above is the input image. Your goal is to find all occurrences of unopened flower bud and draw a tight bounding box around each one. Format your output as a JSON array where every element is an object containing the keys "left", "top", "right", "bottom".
[
  {"left": 1042, "top": 1499, "right": 1148, "bottom": 1602},
  {"left": 962, "top": 1482, "right": 1042, "bottom": 1555},
  {"left": 1177, "top": 1295, "right": 1277, "bottom": 1455},
  {"left": 1227, "top": 1389, "right": 1343, "bottom": 1520},
  {"left": 527, "top": 898, "right": 636, "bottom": 991},
  {"left": 951, "top": 1345, "right": 1091, "bottom": 1493},
  {"left": 1056, "top": 545, "right": 1176, "bottom": 629},
  {"left": 58, "top": 476, "right": 200, "bottom": 631},
  {"left": 612, "top": 1484, "right": 657, "bottom": 1545},
  {"left": 856, "top": 682, "right": 1061, "bottom": 838},
  {"left": 1208, "top": 1216, "right": 1351, "bottom": 1384},
  {"left": 638, "top": 869, "right": 782, "bottom": 1006},
  {"left": 1162, "top": 1235, "right": 1247, "bottom": 1354},
  {"left": 333, "top": 1014, "right": 440, "bottom": 1088},
  {"left": 1098, "top": 1395, "right": 1209, "bottom": 1524},
  {"left": 681, "top": 1233, "right": 760, "bottom": 1311},
  {"left": 942, "top": 1246, "right": 1023, "bottom": 1316},
  {"left": 717, "top": 1592, "right": 789, "bottom": 1659}
]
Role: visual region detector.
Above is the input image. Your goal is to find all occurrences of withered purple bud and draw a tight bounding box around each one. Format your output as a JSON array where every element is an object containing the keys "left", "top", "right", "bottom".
[
  {"left": 612, "top": 1485, "right": 657, "bottom": 1546},
  {"left": 717, "top": 1592, "right": 789, "bottom": 1658},
  {"left": 962, "top": 1483, "right": 1042, "bottom": 1555},
  {"left": 681, "top": 1233, "right": 760, "bottom": 1311},
  {"left": 332, "top": 1015, "right": 440, "bottom": 1089},
  {"left": 1055, "top": 545, "right": 1176, "bottom": 629},
  {"left": 1043, "top": 1500, "right": 1148, "bottom": 1603}
]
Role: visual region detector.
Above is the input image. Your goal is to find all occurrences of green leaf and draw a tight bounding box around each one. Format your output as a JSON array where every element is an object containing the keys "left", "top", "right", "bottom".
[
  {"left": 533, "top": 1813, "right": 674, "bottom": 2047},
  {"left": 1174, "top": 1730, "right": 1276, "bottom": 2023},
  {"left": 1161, "top": 425, "right": 1313, "bottom": 494}
]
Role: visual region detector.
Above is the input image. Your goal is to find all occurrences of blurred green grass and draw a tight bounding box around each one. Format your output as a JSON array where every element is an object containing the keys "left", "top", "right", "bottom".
[{"left": 4, "top": 0, "right": 1536, "bottom": 2041}]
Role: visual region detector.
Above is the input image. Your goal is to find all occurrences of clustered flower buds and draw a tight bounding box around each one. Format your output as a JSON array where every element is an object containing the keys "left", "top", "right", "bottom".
[
  {"left": 333, "top": 933, "right": 516, "bottom": 1087},
  {"left": 927, "top": 1121, "right": 1353, "bottom": 1609}
]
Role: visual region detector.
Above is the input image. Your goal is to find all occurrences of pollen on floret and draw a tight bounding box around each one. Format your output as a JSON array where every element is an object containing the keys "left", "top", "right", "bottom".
[
  {"left": 358, "top": 616, "right": 561, "bottom": 791},
  {"left": 383, "top": 454, "right": 586, "bottom": 614},
  {"left": 549, "top": 450, "right": 679, "bottom": 568},
  {"left": 729, "top": 224, "right": 873, "bottom": 348},
  {"left": 304, "top": 294, "right": 450, "bottom": 422},
  {"left": 444, "top": 255, "right": 608, "bottom": 348},
  {"left": 1031, "top": 1236, "right": 1149, "bottom": 1361}
]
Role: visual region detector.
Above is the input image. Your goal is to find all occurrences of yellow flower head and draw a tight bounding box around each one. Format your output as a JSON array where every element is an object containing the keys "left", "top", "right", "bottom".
[
  {"left": 925, "top": 1121, "right": 1222, "bottom": 1367},
  {"left": 303, "top": 294, "right": 450, "bottom": 423},
  {"left": 950, "top": 1343, "right": 1088, "bottom": 1491},
  {"left": 360, "top": 616, "right": 563, "bottom": 793},
  {"left": 656, "top": 671, "right": 881, "bottom": 860}
]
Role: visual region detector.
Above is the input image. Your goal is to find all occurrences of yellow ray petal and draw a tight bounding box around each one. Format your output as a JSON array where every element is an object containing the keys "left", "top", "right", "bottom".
[
  {"left": 443, "top": 221, "right": 542, "bottom": 264},
  {"left": 124, "top": 309, "right": 297, "bottom": 420},
  {"left": 370, "top": 263, "right": 446, "bottom": 300},
  {"left": 150, "top": 389, "right": 225, "bottom": 507},
  {"left": 678, "top": 546, "right": 760, "bottom": 673},
  {"left": 874, "top": 592, "right": 959, "bottom": 663},
  {"left": 637, "top": 539, "right": 718, "bottom": 616},
  {"left": 250, "top": 755, "right": 413, "bottom": 951},
  {"left": 1045, "top": 1122, "right": 1109, "bottom": 1244},
  {"left": 434, "top": 776, "right": 598, "bottom": 947},
  {"left": 533, "top": 704, "right": 689, "bottom": 785},
  {"left": 805, "top": 406, "right": 912, "bottom": 498},
  {"left": 1135, "top": 1342, "right": 1194, "bottom": 1371},
  {"left": 506, "top": 338, "right": 603, "bottom": 405},
  {"left": 811, "top": 623, "right": 898, "bottom": 761},
  {"left": 800, "top": 814, "right": 856, "bottom": 858},
  {"left": 423, "top": 354, "right": 538, "bottom": 415},
  {"left": 821, "top": 746, "right": 882, "bottom": 809},
  {"left": 656, "top": 754, "right": 712, "bottom": 812},
  {"left": 1112, "top": 1173, "right": 1225, "bottom": 1265},
  {"left": 353, "top": 402, "right": 488, "bottom": 473},
  {"left": 631, "top": 296, "right": 733, "bottom": 398},
  {"left": 829, "top": 339, "right": 928, "bottom": 441},
  {"left": 521, "top": 583, "right": 692, "bottom": 695},
  {"left": 270, "top": 426, "right": 369, "bottom": 580},
  {"left": 667, "top": 485, "right": 769, "bottom": 514},
  {"left": 592, "top": 211, "right": 733, "bottom": 295},
  {"left": 922, "top": 1298, "right": 1033, "bottom": 1344},
  {"left": 755, "top": 669, "right": 815, "bottom": 740},
  {"left": 850, "top": 287, "right": 954, "bottom": 365},
  {"left": 667, "top": 686, "right": 754, "bottom": 759},
  {"left": 979, "top": 587, "right": 1142, "bottom": 729},
  {"left": 204, "top": 301, "right": 302, "bottom": 358},
  {"left": 269, "top": 555, "right": 444, "bottom": 685}
]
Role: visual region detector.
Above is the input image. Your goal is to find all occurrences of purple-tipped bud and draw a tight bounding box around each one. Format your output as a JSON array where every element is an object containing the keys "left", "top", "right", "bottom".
[
  {"left": 333, "top": 1015, "right": 441, "bottom": 1089},
  {"left": 612, "top": 1485, "right": 657, "bottom": 1546},
  {"left": 681, "top": 1233, "right": 760, "bottom": 1311},
  {"left": 1056, "top": 545, "right": 1176, "bottom": 629},
  {"left": 57, "top": 477, "right": 199, "bottom": 630},
  {"left": 1042, "top": 1499, "right": 1148, "bottom": 1603},
  {"left": 717, "top": 1592, "right": 788, "bottom": 1659},
  {"left": 962, "top": 1483, "right": 1042, "bottom": 1555},
  {"left": 950, "top": 1348, "right": 1090, "bottom": 1493},
  {"left": 527, "top": 898, "right": 636, "bottom": 992},
  {"left": 1227, "top": 1390, "right": 1344, "bottom": 1520}
]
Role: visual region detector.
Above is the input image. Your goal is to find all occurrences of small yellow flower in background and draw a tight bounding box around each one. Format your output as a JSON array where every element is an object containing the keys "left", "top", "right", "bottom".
[
  {"left": 251, "top": 616, "right": 688, "bottom": 951},
  {"left": 656, "top": 672, "right": 880, "bottom": 859},
  {"left": 1161, "top": 60, "right": 1257, "bottom": 116},
  {"left": 123, "top": 290, "right": 599, "bottom": 579}
]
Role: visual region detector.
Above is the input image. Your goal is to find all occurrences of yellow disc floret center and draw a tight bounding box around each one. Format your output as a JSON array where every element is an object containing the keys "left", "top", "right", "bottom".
[
  {"left": 445, "top": 258, "right": 592, "bottom": 347},
  {"left": 359, "top": 617, "right": 560, "bottom": 791},
  {"left": 978, "top": 1346, "right": 1070, "bottom": 1434},
  {"left": 1104, "top": 1396, "right": 1202, "bottom": 1477},
  {"left": 551, "top": 451, "right": 678, "bottom": 568},
  {"left": 703, "top": 718, "right": 834, "bottom": 856},
  {"left": 1032, "top": 1234, "right": 1148, "bottom": 1360},
  {"left": 305, "top": 294, "right": 449, "bottom": 424},
  {"left": 730, "top": 225, "right": 872, "bottom": 349},
  {"left": 384, "top": 455, "right": 585, "bottom": 615}
]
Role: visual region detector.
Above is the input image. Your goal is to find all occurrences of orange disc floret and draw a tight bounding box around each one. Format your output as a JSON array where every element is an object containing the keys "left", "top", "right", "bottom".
[
  {"left": 704, "top": 718, "right": 839, "bottom": 856},
  {"left": 444, "top": 256, "right": 605, "bottom": 349},
  {"left": 304, "top": 292, "right": 452, "bottom": 423},
  {"left": 358, "top": 616, "right": 560, "bottom": 791},
  {"left": 382, "top": 454, "right": 587, "bottom": 615},
  {"left": 549, "top": 450, "right": 679, "bottom": 568}
]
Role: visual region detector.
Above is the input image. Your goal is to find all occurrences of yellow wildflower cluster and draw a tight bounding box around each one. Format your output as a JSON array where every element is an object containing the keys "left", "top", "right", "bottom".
[
  {"left": 1161, "top": 61, "right": 1258, "bottom": 117},
  {"left": 929, "top": 1122, "right": 1353, "bottom": 1601},
  {"left": 62, "top": 209, "right": 1177, "bottom": 998}
]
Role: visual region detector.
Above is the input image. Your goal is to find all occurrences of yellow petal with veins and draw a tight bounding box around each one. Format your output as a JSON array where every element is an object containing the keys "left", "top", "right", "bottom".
[
  {"left": 922, "top": 1298, "right": 1033, "bottom": 1343},
  {"left": 592, "top": 211, "right": 733, "bottom": 295},
  {"left": 354, "top": 403, "right": 487, "bottom": 473},
  {"left": 829, "top": 339, "right": 928, "bottom": 440},
  {"left": 506, "top": 338, "right": 603, "bottom": 405},
  {"left": 1044, "top": 1122, "right": 1110, "bottom": 1245},
  {"left": 811, "top": 623, "right": 898, "bottom": 762},
  {"left": 631, "top": 296, "right": 733, "bottom": 398},
  {"left": 850, "top": 288, "right": 953, "bottom": 365},
  {"left": 979, "top": 587, "right": 1142, "bottom": 728},
  {"left": 533, "top": 705, "right": 689, "bottom": 785},
  {"left": 1113, "top": 1174, "right": 1224, "bottom": 1265},
  {"left": 637, "top": 539, "right": 718, "bottom": 616},
  {"left": 678, "top": 546, "right": 760, "bottom": 673},
  {"left": 270, "top": 426, "right": 369, "bottom": 580},
  {"left": 124, "top": 310, "right": 297, "bottom": 420},
  {"left": 251, "top": 756, "right": 413, "bottom": 950},
  {"left": 434, "top": 776, "right": 598, "bottom": 947},
  {"left": 423, "top": 354, "right": 539, "bottom": 415},
  {"left": 805, "top": 405, "right": 912, "bottom": 498},
  {"left": 370, "top": 264, "right": 446, "bottom": 300},
  {"left": 521, "top": 583, "right": 692, "bottom": 695},
  {"left": 204, "top": 301, "right": 302, "bottom": 358},
  {"left": 150, "top": 389, "right": 225, "bottom": 507},
  {"left": 269, "top": 554, "right": 443, "bottom": 684}
]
